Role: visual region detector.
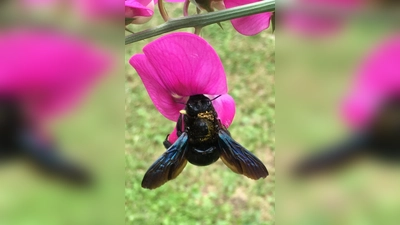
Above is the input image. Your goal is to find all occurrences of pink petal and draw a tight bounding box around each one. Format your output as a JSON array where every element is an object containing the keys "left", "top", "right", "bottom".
[
  {"left": 74, "top": 0, "right": 123, "bottom": 20},
  {"left": 135, "top": 0, "right": 154, "bottom": 5},
  {"left": 355, "top": 35, "right": 400, "bottom": 95},
  {"left": 224, "top": 0, "right": 272, "bottom": 36},
  {"left": 167, "top": 126, "right": 179, "bottom": 144},
  {"left": 143, "top": 32, "right": 227, "bottom": 96},
  {"left": 212, "top": 94, "right": 236, "bottom": 128},
  {"left": 0, "top": 29, "right": 111, "bottom": 122},
  {"left": 341, "top": 88, "right": 380, "bottom": 129},
  {"left": 342, "top": 34, "right": 400, "bottom": 129},
  {"left": 21, "top": 0, "right": 58, "bottom": 5},
  {"left": 130, "top": 54, "right": 185, "bottom": 121},
  {"left": 130, "top": 32, "right": 228, "bottom": 121},
  {"left": 282, "top": 11, "right": 341, "bottom": 37},
  {"left": 282, "top": 0, "right": 363, "bottom": 37},
  {"left": 125, "top": 0, "right": 153, "bottom": 18}
]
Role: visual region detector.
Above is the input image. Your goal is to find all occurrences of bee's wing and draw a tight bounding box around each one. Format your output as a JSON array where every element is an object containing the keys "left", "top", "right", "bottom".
[
  {"left": 18, "top": 131, "right": 91, "bottom": 185},
  {"left": 218, "top": 129, "right": 269, "bottom": 180},
  {"left": 141, "top": 132, "right": 189, "bottom": 189}
]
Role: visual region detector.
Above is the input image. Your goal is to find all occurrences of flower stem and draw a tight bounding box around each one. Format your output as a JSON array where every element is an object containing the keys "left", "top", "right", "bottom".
[
  {"left": 194, "top": 7, "right": 202, "bottom": 35},
  {"left": 183, "top": 0, "right": 190, "bottom": 17},
  {"left": 158, "top": 0, "right": 170, "bottom": 22},
  {"left": 125, "top": 0, "right": 275, "bottom": 45}
]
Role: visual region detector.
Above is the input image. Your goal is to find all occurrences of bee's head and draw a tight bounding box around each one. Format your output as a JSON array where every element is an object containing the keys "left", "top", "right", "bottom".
[{"left": 185, "top": 95, "right": 214, "bottom": 116}]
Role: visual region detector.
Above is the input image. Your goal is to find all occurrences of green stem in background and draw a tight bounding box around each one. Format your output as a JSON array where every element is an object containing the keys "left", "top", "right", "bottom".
[
  {"left": 125, "top": 0, "right": 275, "bottom": 45},
  {"left": 194, "top": 7, "right": 202, "bottom": 35},
  {"left": 158, "top": 0, "right": 170, "bottom": 22}
]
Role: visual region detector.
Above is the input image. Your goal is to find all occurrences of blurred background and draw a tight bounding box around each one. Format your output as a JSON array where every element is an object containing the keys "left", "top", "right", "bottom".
[
  {"left": 279, "top": 0, "right": 400, "bottom": 224},
  {"left": 9, "top": 0, "right": 400, "bottom": 224},
  {"left": 125, "top": 3, "right": 275, "bottom": 225},
  {"left": 0, "top": 1, "right": 123, "bottom": 225}
]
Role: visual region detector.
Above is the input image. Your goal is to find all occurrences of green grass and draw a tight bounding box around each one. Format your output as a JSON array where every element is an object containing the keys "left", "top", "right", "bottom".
[{"left": 125, "top": 4, "right": 275, "bottom": 225}]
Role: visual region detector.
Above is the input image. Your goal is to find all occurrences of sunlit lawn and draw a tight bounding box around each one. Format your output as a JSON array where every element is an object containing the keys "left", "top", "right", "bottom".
[{"left": 125, "top": 4, "right": 275, "bottom": 225}]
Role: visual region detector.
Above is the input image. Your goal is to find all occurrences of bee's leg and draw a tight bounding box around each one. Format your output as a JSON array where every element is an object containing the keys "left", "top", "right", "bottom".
[
  {"left": 163, "top": 134, "right": 172, "bottom": 149},
  {"left": 164, "top": 114, "right": 184, "bottom": 149},
  {"left": 177, "top": 114, "right": 184, "bottom": 136}
]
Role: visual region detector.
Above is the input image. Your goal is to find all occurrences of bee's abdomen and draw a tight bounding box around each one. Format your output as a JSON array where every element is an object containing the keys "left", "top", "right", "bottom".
[{"left": 186, "top": 145, "right": 220, "bottom": 166}]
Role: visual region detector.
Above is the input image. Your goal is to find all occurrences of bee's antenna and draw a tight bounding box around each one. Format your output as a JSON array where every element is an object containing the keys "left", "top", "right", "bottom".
[{"left": 211, "top": 95, "right": 222, "bottom": 101}]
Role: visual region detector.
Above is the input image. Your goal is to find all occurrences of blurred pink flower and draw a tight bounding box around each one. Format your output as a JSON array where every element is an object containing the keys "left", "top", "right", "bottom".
[
  {"left": 0, "top": 29, "right": 111, "bottom": 123},
  {"left": 125, "top": 0, "right": 155, "bottom": 24},
  {"left": 21, "top": 0, "right": 58, "bottom": 5},
  {"left": 342, "top": 34, "right": 400, "bottom": 129},
  {"left": 129, "top": 32, "right": 236, "bottom": 143},
  {"left": 283, "top": 0, "right": 362, "bottom": 36},
  {"left": 80, "top": 0, "right": 181, "bottom": 23},
  {"left": 22, "top": 0, "right": 122, "bottom": 21},
  {"left": 224, "top": 0, "right": 273, "bottom": 36},
  {"left": 76, "top": 0, "right": 122, "bottom": 20}
]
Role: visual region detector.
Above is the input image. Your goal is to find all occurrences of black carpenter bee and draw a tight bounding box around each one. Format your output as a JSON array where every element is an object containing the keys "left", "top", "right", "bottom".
[
  {"left": 294, "top": 96, "right": 400, "bottom": 176},
  {"left": 141, "top": 94, "right": 269, "bottom": 189}
]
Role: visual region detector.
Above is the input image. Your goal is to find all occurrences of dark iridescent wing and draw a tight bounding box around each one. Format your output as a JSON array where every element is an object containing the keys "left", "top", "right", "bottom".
[
  {"left": 294, "top": 133, "right": 366, "bottom": 176},
  {"left": 142, "top": 132, "right": 189, "bottom": 189},
  {"left": 18, "top": 131, "right": 91, "bottom": 185},
  {"left": 218, "top": 129, "right": 268, "bottom": 180}
]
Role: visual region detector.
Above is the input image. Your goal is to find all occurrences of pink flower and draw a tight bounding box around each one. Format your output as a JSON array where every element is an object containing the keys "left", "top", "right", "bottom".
[
  {"left": 129, "top": 32, "right": 236, "bottom": 143},
  {"left": 21, "top": 0, "right": 58, "bottom": 5},
  {"left": 125, "top": 0, "right": 155, "bottom": 24},
  {"left": 0, "top": 28, "right": 111, "bottom": 124},
  {"left": 224, "top": 0, "right": 273, "bottom": 36},
  {"left": 282, "top": 0, "right": 362, "bottom": 36},
  {"left": 342, "top": 34, "right": 400, "bottom": 129},
  {"left": 183, "top": 0, "right": 272, "bottom": 36},
  {"left": 21, "top": 0, "right": 123, "bottom": 21},
  {"left": 75, "top": 0, "right": 122, "bottom": 20}
]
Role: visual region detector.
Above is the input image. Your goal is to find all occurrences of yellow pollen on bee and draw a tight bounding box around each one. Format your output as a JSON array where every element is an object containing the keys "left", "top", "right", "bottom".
[
  {"left": 197, "top": 111, "right": 214, "bottom": 120},
  {"left": 179, "top": 110, "right": 187, "bottom": 115}
]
